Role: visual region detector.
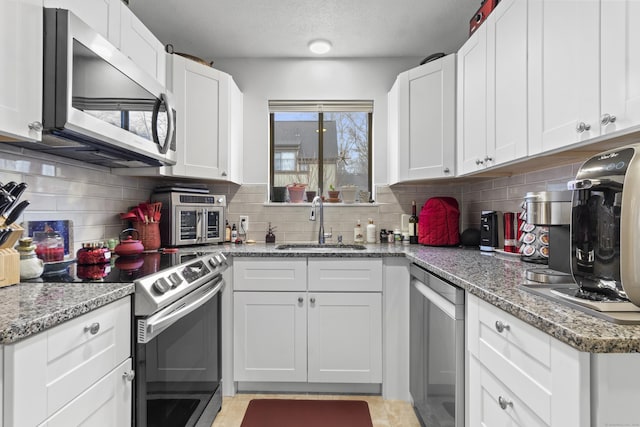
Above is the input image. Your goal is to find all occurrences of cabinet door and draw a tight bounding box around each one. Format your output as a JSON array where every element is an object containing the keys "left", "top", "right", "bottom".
[
  {"left": 457, "top": 26, "right": 488, "bottom": 175},
  {"left": 528, "top": 0, "right": 600, "bottom": 154},
  {"left": 307, "top": 292, "right": 382, "bottom": 383},
  {"left": 120, "top": 5, "right": 166, "bottom": 84},
  {"left": 0, "top": 0, "right": 42, "bottom": 142},
  {"left": 387, "top": 77, "right": 400, "bottom": 184},
  {"left": 41, "top": 358, "right": 133, "bottom": 427},
  {"left": 397, "top": 55, "right": 456, "bottom": 181},
  {"left": 43, "top": 0, "right": 121, "bottom": 47},
  {"left": 233, "top": 292, "right": 307, "bottom": 382},
  {"left": 169, "top": 55, "right": 227, "bottom": 179},
  {"left": 601, "top": 0, "right": 640, "bottom": 135},
  {"left": 486, "top": 0, "right": 528, "bottom": 166}
]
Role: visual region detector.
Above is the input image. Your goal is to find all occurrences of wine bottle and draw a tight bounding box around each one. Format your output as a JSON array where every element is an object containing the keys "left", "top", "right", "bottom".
[{"left": 409, "top": 200, "right": 419, "bottom": 244}]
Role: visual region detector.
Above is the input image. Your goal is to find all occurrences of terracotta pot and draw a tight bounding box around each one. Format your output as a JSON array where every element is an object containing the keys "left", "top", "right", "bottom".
[{"left": 287, "top": 185, "right": 306, "bottom": 203}]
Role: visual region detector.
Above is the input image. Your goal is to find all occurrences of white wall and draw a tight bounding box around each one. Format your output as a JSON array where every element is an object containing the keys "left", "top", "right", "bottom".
[{"left": 212, "top": 57, "right": 421, "bottom": 185}]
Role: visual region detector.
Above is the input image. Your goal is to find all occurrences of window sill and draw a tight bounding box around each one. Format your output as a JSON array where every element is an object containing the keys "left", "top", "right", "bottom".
[{"left": 264, "top": 202, "right": 379, "bottom": 207}]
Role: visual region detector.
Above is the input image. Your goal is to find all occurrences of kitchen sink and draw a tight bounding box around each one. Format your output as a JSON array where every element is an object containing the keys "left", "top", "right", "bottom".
[{"left": 276, "top": 243, "right": 367, "bottom": 251}]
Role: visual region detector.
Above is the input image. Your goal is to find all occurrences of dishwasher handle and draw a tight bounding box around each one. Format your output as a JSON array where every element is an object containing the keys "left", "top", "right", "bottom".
[{"left": 412, "top": 278, "right": 457, "bottom": 319}]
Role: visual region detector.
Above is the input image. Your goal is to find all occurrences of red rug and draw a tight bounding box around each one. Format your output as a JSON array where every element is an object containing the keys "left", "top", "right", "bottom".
[{"left": 240, "top": 399, "right": 374, "bottom": 427}]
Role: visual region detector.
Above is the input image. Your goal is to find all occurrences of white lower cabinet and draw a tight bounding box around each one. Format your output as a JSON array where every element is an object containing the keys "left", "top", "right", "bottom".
[
  {"left": 233, "top": 257, "right": 383, "bottom": 384},
  {"left": 467, "top": 294, "right": 590, "bottom": 426},
  {"left": 3, "top": 297, "right": 132, "bottom": 427}
]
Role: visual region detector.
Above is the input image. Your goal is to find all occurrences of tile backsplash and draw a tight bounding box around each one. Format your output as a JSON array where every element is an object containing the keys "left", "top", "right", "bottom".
[{"left": 0, "top": 145, "right": 586, "bottom": 249}]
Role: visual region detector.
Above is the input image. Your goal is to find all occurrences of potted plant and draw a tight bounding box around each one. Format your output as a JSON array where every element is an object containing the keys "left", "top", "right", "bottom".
[
  {"left": 287, "top": 183, "right": 306, "bottom": 203},
  {"left": 327, "top": 184, "right": 340, "bottom": 202},
  {"left": 340, "top": 185, "right": 357, "bottom": 204}
]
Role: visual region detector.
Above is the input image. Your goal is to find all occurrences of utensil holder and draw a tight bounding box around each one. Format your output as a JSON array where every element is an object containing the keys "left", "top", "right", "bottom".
[{"left": 132, "top": 222, "right": 161, "bottom": 251}]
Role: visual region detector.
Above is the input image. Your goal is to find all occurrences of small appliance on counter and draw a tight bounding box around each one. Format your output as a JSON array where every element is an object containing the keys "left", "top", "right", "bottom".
[
  {"left": 521, "top": 190, "right": 573, "bottom": 283},
  {"left": 151, "top": 190, "right": 226, "bottom": 246},
  {"left": 480, "top": 210, "right": 502, "bottom": 252}
]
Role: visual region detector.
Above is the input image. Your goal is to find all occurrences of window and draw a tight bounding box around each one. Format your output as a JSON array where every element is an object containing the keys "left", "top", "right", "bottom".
[{"left": 269, "top": 100, "right": 373, "bottom": 202}]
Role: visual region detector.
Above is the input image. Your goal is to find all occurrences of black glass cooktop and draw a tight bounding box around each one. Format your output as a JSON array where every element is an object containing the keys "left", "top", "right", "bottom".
[{"left": 29, "top": 249, "right": 218, "bottom": 283}]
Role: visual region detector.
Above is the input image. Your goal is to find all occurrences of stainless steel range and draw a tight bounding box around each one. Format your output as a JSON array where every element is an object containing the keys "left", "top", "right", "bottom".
[{"left": 134, "top": 251, "right": 227, "bottom": 427}]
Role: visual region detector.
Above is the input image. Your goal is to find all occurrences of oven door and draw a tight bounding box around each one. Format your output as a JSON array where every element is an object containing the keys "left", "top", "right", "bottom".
[
  {"left": 174, "top": 206, "right": 224, "bottom": 245},
  {"left": 136, "top": 277, "right": 223, "bottom": 427}
]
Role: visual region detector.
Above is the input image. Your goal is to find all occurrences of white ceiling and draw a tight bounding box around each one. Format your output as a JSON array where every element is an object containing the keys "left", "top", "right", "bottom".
[{"left": 127, "top": 0, "right": 481, "bottom": 61}]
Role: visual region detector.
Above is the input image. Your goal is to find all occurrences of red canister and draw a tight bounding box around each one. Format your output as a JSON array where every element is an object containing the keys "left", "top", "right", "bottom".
[{"left": 503, "top": 212, "right": 518, "bottom": 253}]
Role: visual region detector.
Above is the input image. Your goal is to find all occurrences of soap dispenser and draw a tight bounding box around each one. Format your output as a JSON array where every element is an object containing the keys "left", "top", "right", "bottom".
[{"left": 366, "top": 218, "right": 376, "bottom": 243}]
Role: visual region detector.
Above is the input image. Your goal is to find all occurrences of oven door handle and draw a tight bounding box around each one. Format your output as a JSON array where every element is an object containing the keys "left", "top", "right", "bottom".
[{"left": 141, "top": 277, "right": 224, "bottom": 343}]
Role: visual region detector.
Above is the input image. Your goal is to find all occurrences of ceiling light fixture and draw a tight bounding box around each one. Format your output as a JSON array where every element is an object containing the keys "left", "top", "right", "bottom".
[{"left": 308, "top": 39, "right": 332, "bottom": 55}]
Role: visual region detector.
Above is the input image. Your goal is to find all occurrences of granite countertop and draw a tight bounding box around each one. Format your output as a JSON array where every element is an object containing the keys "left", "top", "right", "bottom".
[
  {"left": 2, "top": 242, "right": 640, "bottom": 353},
  {"left": 223, "top": 243, "right": 640, "bottom": 353},
  {"left": 0, "top": 281, "right": 133, "bottom": 344}
]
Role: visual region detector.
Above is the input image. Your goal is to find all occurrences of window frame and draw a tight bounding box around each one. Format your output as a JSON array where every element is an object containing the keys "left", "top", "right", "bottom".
[{"left": 269, "top": 101, "right": 373, "bottom": 201}]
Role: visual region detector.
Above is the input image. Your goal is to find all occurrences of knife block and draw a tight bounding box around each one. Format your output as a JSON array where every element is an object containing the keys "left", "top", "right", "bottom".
[{"left": 0, "top": 218, "right": 24, "bottom": 287}]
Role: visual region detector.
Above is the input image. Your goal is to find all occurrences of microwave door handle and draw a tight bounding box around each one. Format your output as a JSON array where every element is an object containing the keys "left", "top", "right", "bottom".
[
  {"left": 160, "top": 93, "right": 175, "bottom": 154},
  {"left": 196, "top": 209, "right": 202, "bottom": 242},
  {"left": 151, "top": 93, "right": 174, "bottom": 154}
]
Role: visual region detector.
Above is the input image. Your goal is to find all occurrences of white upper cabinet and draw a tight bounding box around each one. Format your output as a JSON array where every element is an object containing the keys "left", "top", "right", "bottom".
[
  {"left": 43, "top": 0, "right": 121, "bottom": 47},
  {"left": 0, "top": 0, "right": 43, "bottom": 142},
  {"left": 458, "top": 0, "right": 528, "bottom": 175},
  {"left": 388, "top": 54, "right": 456, "bottom": 184},
  {"left": 486, "top": 0, "right": 528, "bottom": 166},
  {"left": 167, "top": 54, "right": 243, "bottom": 182},
  {"left": 119, "top": 4, "right": 166, "bottom": 85},
  {"left": 528, "top": 0, "right": 600, "bottom": 154},
  {"left": 600, "top": 0, "right": 640, "bottom": 135},
  {"left": 457, "top": 25, "right": 489, "bottom": 175}
]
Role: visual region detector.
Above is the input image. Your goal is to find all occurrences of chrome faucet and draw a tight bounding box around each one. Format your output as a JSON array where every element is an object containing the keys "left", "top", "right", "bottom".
[{"left": 310, "top": 195, "right": 325, "bottom": 244}]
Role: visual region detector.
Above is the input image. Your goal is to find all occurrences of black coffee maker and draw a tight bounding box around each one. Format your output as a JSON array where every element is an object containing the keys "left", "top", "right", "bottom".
[{"left": 567, "top": 145, "right": 640, "bottom": 303}]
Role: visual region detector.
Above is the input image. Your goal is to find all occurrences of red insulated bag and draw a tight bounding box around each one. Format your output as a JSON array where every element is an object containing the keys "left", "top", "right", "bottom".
[{"left": 418, "top": 197, "right": 460, "bottom": 246}]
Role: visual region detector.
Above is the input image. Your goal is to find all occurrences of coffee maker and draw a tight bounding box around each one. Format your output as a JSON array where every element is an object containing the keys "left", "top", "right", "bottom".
[
  {"left": 568, "top": 144, "right": 640, "bottom": 306},
  {"left": 523, "top": 191, "right": 573, "bottom": 283}
]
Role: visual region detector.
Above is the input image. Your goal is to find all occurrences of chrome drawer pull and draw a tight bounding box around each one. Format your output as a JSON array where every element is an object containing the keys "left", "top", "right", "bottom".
[
  {"left": 84, "top": 322, "right": 100, "bottom": 335},
  {"left": 495, "top": 320, "right": 510, "bottom": 333},
  {"left": 298, "top": 297, "right": 304, "bottom": 303},
  {"left": 498, "top": 396, "right": 513, "bottom": 410}
]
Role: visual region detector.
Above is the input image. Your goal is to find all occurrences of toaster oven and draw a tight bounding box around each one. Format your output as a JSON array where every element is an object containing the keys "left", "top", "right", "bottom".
[{"left": 152, "top": 192, "right": 226, "bottom": 246}]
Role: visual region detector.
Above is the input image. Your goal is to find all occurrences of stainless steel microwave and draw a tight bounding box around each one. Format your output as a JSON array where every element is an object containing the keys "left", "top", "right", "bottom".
[
  {"left": 10, "top": 9, "right": 177, "bottom": 168},
  {"left": 152, "top": 192, "right": 226, "bottom": 246}
]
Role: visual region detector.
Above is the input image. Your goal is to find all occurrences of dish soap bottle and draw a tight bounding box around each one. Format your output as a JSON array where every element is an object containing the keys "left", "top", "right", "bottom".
[
  {"left": 265, "top": 222, "right": 276, "bottom": 244},
  {"left": 366, "top": 218, "right": 376, "bottom": 243},
  {"left": 354, "top": 220, "right": 364, "bottom": 244}
]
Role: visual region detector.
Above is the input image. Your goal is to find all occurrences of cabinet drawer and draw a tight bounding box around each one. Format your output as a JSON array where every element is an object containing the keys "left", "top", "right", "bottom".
[
  {"left": 5, "top": 297, "right": 131, "bottom": 427},
  {"left": 469, "top": 355, "right": 549, "bottom": 426},
  {"left": 308, "top": 258, "right": 382, "bottom": 292},
  {"left": 41, "top": 358, "right": 133, "bottom": 427},
  {"left": 234, "top": 257, "right": 307, "bottom": 291}
]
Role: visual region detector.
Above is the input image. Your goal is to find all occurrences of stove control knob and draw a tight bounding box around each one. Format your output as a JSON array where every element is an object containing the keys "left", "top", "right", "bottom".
[
  {"left": 208, "top": 257, "right": 219, "bottom": 268},
  {"left": 153, "top": 277, "right": 171, "bottom": 294},
  {"left": 169, "top": 272, "right": 182, "bottom": 288},
  {"left": 216, "top": 253, "right": 227, "bottom": 265}
]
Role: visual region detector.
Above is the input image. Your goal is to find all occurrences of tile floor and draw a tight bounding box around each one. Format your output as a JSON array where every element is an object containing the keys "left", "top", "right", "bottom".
[{"left": 211, "top": 393, "right": 421, "bottom": 427}]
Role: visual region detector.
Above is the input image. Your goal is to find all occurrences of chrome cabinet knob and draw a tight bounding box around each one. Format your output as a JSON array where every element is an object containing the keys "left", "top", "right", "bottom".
[
  {"left": 475, "top": 159, "right": 484, "bottom": 165},
  {"left": 601, "top": 113, "right": 617, "bottom": 126},
  {"left": 576, "top": 122, "right": 591, "bottom": 133},
  {"left": 498, "top": 396, "right": 513, "bottom": 410},
  {"left": 122, "top": 370, "right": 135, "bottom": 382},
  {"left": 443, "top": 167, "right": 450, "bottom": 174},
  {"left": 495, "top": 320, "right": 510, "bottom": 333},
  {"left": 484, "top": 156, "right": 493, "bottom": 162},
  {"left": 28, "top": 121, "right": 42, "bottom": 132},
  {"left": 298, "top": 297, "right": 304, "bottom": 303},
  {"left": 221, "top": 171, "right": 227, "bottom": 177},
  {"left": 84, "top": 322, "right": 100, "bottom": 335},
  {"left": 310, "top": 297, "right": 316, "bottom": 304}
]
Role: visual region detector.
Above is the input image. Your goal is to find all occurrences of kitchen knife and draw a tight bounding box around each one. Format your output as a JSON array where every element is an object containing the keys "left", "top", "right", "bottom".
[
  {"left": 4, "top": 200, "right": 30, "bottom": 226},
  {"left": 0, "top": 190, "right": 16, "bottom": 217},
  {"left": 0, "top": 229, "right": 11, "bottom": 247},
  {"left": 3, "top": 182, "right": 28, "bottom": 215},
  {"left": 2, "top": 181, "right": 17, "bottom": 193}
]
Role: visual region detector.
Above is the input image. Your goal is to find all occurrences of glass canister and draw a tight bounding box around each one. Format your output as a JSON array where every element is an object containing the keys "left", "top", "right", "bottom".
[
  {"left": 16, "top": 237, "right": 44, "bottom": 279},
  {"left": 33, "top": 231, "right": 65, "bottom": 262}
]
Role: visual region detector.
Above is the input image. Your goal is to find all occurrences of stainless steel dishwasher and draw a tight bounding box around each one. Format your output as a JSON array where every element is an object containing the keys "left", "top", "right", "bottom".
[{"left": 410, "top": 263, "right": 465, "bottom": 427}]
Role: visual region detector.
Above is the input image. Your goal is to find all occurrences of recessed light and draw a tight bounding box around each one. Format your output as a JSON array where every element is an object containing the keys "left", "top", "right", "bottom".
[{"left": 308, "top": 39, "right": 332, "bottom": 55}]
